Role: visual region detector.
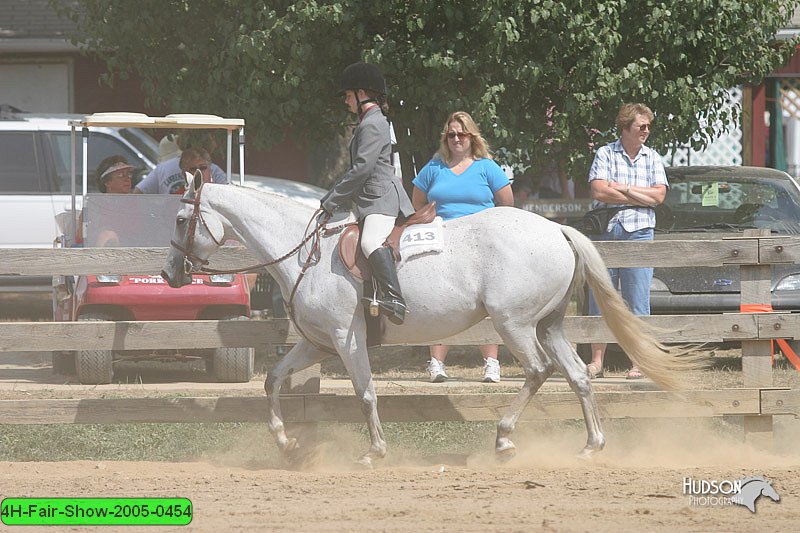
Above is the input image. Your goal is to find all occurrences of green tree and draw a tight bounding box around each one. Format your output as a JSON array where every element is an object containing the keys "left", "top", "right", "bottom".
[{"left": 58, "top": 0, "right": 800, "bottom": 184}]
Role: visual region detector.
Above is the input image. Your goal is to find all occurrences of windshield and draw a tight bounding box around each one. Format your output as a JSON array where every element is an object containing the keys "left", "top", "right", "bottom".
[
  {"left": 658, "top": 175, "right": 800, "bottom": 234},
  {"left": 83, "top": 194, "right": 181, "bottom": 247}
]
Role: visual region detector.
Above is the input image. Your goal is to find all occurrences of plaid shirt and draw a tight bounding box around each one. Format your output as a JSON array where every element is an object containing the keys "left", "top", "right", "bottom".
[{"left": 588, "top": 140, "right": 668, "bottom": 232}]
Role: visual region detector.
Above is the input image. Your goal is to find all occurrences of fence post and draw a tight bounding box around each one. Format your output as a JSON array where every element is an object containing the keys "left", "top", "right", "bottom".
[
  {"left": 286, "top": 364, "right": 321, "bottom": 394},
  {"left": 740, "top": 229, "right": 773, "bottom": 447}
]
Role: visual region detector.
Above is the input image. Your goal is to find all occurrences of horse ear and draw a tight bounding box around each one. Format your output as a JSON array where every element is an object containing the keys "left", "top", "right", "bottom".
[{"left": 184, "top": 170, "right": 202, "bottom": 194}]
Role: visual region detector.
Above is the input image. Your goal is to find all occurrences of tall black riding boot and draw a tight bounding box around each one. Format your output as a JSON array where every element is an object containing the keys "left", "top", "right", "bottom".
[{"left": 365, "top": 246, "right": 407, "bottom": 324}]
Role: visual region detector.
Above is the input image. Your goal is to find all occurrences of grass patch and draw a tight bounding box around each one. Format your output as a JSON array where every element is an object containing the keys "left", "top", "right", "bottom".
[
  {"left": 4, "top": 415, "right": 799, "bottom": 465},
  {"left": 0, "top": 421, "right": 499, "bottom": 463}
]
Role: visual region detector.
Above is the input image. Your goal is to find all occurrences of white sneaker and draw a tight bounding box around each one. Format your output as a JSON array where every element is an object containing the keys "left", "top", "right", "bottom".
[
  {"left": 482, "top": 358, "right": 501, "bottom": 383},
  {"left": 427, "top": 359, "right": 448, "bottom": 383}
]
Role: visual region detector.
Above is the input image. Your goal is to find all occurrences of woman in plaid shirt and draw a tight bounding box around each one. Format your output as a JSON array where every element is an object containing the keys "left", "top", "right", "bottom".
[{"left": 586, "top": 103, "right": 668, "bottom": 380}]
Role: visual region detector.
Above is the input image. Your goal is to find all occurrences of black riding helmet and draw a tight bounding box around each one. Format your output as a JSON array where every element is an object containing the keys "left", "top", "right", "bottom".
[{"left": 337, "top": 62, "right": 387, "bottom": 96}]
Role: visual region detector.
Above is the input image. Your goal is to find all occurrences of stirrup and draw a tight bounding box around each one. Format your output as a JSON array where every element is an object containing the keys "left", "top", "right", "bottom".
[
  {"left": 364, "top": 278, "right": 380, "bottom": 317},
  {"left": 380, "top": 299, "right": 407, "bottom": 325}
]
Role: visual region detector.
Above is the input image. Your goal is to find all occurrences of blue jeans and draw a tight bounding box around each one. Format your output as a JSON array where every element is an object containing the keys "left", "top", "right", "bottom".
[{"left": 588, "top": 224, "right": 653, "bottom": 316}]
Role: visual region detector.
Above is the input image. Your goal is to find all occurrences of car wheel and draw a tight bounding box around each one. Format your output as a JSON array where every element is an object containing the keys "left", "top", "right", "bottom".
[
  {"left": 75, "top": 312, "right": 114, "bottom": 384},
  {"left": 212, "top": 316, "right": 254, "bottom": 382},
  {"left": 51, "top": 351, "right": 76, "bottom": 375}
]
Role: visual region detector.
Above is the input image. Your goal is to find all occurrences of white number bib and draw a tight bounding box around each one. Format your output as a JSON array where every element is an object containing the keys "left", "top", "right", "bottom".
[{"left": 398, "top": 217, "right": 444, "bottom": 266}]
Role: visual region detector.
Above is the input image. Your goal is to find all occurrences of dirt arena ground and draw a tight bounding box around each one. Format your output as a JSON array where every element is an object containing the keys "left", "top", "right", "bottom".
[
  {"left": 1, "top": 350, "right": 800, "bottom": 531},
  {"left": 3, "top": 435, "right": 799, "bottom": 532}
]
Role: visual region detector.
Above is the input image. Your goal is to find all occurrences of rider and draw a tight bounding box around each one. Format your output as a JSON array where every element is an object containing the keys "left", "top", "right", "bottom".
[{"left": 320, "top": 62, "right": 415, "bottom": 324}]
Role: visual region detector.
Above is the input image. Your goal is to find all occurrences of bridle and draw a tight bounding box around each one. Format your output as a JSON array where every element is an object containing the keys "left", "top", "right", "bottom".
[
  {"left": 170, "top": 183, "right": 352, "bottom": 276},
  {"left": 169, "top": 185, "right": 226, "bottom": 276},
  {"left": 169, "top": 183, "right": 356, "bottom": 354}
]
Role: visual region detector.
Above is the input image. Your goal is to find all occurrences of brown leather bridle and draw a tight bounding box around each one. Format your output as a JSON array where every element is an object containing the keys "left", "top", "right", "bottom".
[{"left": 170, "top": 184, "right": 225, "bottom": 275}]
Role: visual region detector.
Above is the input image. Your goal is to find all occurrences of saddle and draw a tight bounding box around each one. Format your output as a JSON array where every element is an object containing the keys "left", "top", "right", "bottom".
[{"left": 338, "top": 202, "right": 437, "bottom": 281}]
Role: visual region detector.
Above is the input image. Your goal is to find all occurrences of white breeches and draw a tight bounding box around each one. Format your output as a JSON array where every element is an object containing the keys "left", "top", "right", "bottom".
[{"left": 361, "top": 214, "right": 396, "bottom": 257}]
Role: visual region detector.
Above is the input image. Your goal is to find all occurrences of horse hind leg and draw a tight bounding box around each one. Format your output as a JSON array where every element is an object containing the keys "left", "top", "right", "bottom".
[
  {"left": 264, "top": 340, "right": 332, "bottom": 455},
  {"left": 537, "top": 313, "right": 606, "bottom": 459},
  {"left": 491, "top": 317, "right": 555, "bottom": 460}
]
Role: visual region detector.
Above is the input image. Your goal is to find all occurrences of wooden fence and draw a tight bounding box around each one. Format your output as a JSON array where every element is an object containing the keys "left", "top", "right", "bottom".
[{"left": 2, "top": 231, "right": 800, "bottom": 448}]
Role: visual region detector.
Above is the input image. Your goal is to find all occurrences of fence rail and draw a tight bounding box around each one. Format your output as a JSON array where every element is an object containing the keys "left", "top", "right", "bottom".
[{"left": 0, "top": 233, "right": 797, "bottom": 448}]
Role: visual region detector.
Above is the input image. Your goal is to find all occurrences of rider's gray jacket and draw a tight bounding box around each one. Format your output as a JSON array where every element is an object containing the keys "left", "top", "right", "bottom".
[{"left": 321, "top": 106, "right": 414, "bottom": 220}]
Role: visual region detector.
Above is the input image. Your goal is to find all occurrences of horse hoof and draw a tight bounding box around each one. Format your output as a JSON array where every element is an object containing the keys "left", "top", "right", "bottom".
[
  {"left": 576, "top": 447, "right": 599, "bottom": 461},
  {"left": 354, "top": 456, "right": 373, "bottom": 469},
  {"left": 495, "top": 440, "right": 517, "bottom": 462},
  {"left": 282, "top": 437, "right": 299, "bottom": 453}
]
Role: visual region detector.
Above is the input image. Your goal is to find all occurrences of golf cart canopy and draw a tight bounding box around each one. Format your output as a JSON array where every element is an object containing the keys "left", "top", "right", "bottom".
[{"left": 69, "top": 112, "right": 244, "bottom": 130}]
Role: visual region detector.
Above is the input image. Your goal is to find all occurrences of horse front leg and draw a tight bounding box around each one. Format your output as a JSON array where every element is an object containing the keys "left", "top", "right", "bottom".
[
  {"left": 491, "top": 317, "right": 554, "bottom": 460},
  {"left": 496, "top": 364, "right": 552, "bottom": 459},
  {"left": 264, "top": 340, "right": 331, "bottom": 454},
  {"left": 332, "top": 327, "right": 386, "bottom": 467}
]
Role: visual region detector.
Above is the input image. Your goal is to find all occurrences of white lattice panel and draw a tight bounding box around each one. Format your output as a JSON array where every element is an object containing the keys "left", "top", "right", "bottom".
[
  {"left": 782, "top": 79, "right": 800, "bottom": 177},
  {"left": 781, "top": 78, "right": 800, "bottom": 119},
  {"left": 663, "top": 87, "right": 743, "bottom": 167}
]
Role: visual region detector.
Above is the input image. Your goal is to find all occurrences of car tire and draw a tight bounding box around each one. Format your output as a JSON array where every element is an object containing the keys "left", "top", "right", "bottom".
[
  {"left": 75, "top": 312, "right": 114, "bottom": 384},
  {"left": 212, "top": 316, "right": 254, "bottom": 382},
  {"left": 51, "top": 351, "right": 76, "bottom": 375}
]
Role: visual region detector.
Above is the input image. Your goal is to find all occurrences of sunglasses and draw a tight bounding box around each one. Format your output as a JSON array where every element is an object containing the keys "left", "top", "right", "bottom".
[
  {"left": 637, "top": 123, "right": 651, "bottom": 132},
  {"left": 186, "top": 164, "right": 209, "bottom": 173},
  {"left": 447, "top": 131, "right": 472, "bottom": 140}
]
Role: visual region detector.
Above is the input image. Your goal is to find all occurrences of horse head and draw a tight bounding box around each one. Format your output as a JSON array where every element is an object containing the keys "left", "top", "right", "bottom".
[{"left": 161, "top": 170, "right": 226, "bottom": 288}]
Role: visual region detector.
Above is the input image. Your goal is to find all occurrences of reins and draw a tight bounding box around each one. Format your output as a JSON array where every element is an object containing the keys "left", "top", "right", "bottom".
[{"left": 170, "top": 184, "right": 356, "bottom": 354}]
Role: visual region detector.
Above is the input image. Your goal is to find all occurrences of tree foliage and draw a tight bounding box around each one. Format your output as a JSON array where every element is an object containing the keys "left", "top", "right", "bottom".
[{"left": 58, "top": 0, "right": 800, "bottom": 183}]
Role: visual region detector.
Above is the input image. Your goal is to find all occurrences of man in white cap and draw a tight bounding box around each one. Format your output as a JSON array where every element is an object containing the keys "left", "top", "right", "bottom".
[
  {"left": 158, "top": 133, "right": 182, "bottom": 163},
  {"left": 134, "top": 133, "right": 228, "bottom": 194}
]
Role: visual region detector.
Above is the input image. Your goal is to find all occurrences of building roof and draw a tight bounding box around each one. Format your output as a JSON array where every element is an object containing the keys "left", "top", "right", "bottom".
[{"left": 0, "top": 0, "right": 79, "bottom": 52}]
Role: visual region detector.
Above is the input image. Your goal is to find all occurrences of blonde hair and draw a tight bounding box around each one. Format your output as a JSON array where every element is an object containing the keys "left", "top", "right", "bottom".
[
  {"left": 615, "top": 103, "right": 654, "bottom": 132},
  {"left": 436, "top": 111, "right": 490, "bottom": 163}
]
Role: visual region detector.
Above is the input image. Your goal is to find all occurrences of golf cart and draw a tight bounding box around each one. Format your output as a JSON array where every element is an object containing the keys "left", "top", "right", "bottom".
[{"left": 52, "top": 113, "right": 255, "bottom": 384}]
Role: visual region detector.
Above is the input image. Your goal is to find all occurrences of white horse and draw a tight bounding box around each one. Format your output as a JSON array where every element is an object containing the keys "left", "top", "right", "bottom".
[{"left": 162, "top": 178, "right": 704, "bottom": 466}]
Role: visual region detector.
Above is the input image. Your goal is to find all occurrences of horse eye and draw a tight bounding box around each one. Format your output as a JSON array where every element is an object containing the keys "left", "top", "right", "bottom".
[{"left": 176, "top": 216, "right": 187, "bottom": 225}]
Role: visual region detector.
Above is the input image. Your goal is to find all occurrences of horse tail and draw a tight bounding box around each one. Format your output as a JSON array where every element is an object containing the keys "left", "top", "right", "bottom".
[{"left": 559, "top": 225, "right": 707, "bottom": 390}]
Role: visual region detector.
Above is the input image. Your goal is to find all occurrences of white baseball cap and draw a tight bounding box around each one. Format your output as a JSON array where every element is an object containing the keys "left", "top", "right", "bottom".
[{"left": 159, "top": 134, "right": 182, "bottom": 162}]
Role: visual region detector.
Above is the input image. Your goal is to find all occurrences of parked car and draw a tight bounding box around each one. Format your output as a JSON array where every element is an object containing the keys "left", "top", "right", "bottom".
[
  {"left": 243, "top": 175, "right": 327, "bottom": 209},
  {"left": 651, "top": 165, "right": 800, "bottom": 314}
]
